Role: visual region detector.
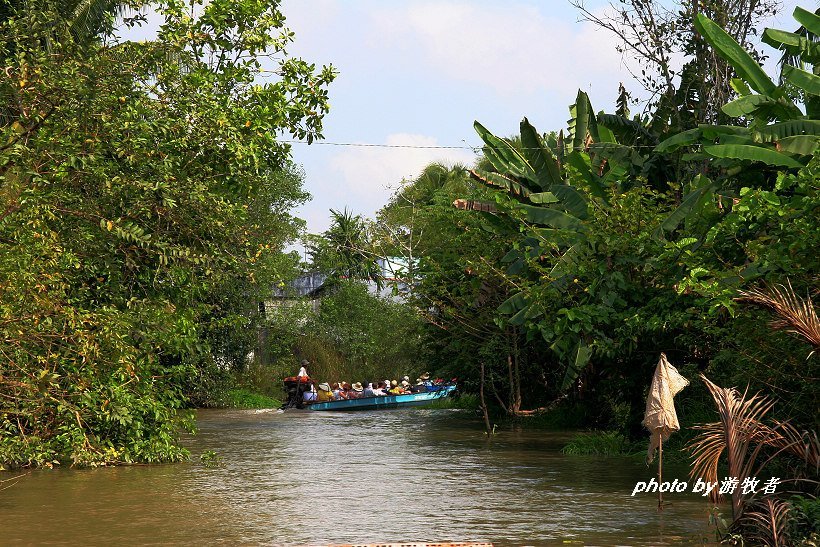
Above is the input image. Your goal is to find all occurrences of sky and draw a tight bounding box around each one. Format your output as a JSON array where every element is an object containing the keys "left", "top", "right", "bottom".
[
  {"left": 278, "top": 0, "right": 805, "bottom": 236},
  {"left": 122, "top": 0, "right": 807, "bottom": 237}
]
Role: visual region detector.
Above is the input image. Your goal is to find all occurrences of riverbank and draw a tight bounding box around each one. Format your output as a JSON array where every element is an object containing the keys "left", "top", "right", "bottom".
[{"left": 203, "top": 388, "right": 281, "bottom": 410}]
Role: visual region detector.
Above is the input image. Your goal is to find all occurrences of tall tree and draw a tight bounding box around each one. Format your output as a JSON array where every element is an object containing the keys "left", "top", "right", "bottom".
[
  {"left": 0, "top": 0, "right": 334, "bottom": 468},
  {"left": 572, "top": 0, "right": 779, "bottom": 127},
  {"left": 309, "top": 208, "right": 383, "bottom": 288}
]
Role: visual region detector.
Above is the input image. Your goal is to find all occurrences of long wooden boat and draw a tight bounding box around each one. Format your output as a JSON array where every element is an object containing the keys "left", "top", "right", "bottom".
[{"left": 308, "top": 384, "right": 457, "bottom": 411}]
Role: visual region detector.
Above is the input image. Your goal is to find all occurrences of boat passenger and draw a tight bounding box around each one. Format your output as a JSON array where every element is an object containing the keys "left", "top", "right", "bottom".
[
  {"left": 331, "top": 382, "right": 342, "bottom": 400},
  {"left": 374, "top": 381, "right": 388, "bottom": 396},
  {"left": 302, "top": 383, "right": 317, "bottom": 402},
  {"left": 317, "top": 382, "right": 333, "bottom": 402},
  {"left": 388, "top": 380, "right": 403, "bottom": 395},
  {"left": 349, "top": 382, "right": 363, "bottom": 399},
  {"left": 415, "top": 372, "right": 433, "bottom": 392},
  {"left": 340, "top": 382, "right": 352, "bottom": 399},
  {"left": 363, "top": 382, "right": 376, "bottom": 398}
]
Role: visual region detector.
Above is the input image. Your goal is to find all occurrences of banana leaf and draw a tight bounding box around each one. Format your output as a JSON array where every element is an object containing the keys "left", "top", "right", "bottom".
[
  {"left": 520, "top": 117, "right": 562, "bottom": 191},
  {"left": 762, "top": 28, "right": 820, "bottom": 62},
  {"left": 550, "top": 243, "right": 586, "bottom": 280},
  {"left": 529, "top": 191, "right": 559, "bottom": 204},
  {"left": 560, "top": 340, "right": 592, "bottom": 392},
  {"left": 776, "top": 135, "right": 820, "bottom": 155},
  {"left": 694, "top": 13, "right": 778, "bottom": 97},
  {"left": 657, "top": 177, "right": 717, "bottom": 236},
  {"left": 700, "top": 125, "right": 751, "bottom": 138},
  {"left": 474, "top": 121, "right": 536, "bottom": 182},
  {"left": 506, "top": 257, "right": 525, "bottom": 276},
  {"left": 717, "top": 133, "right": 755, "bottom": 145},
  {"left": 569, "top": 90, "right": 599, "bottom": 151},
  {"left": 597, "top": 113, "right": 657, "bottom": 145},
  {"left": 589, "top": 142, "right": 644, "bottom": 167},
  {"left": 564, "top": 151, "right": 607, "bottom": 202},
  {"left": 508, "top": 306, "right": 530, "bottom": 326},
  {"left": 498, "top": 291, "right": 527, "bottom": 315},
  {"left": 755, "top": 119, "right": 820, "bottom": 140},
  {"left": 783, "top": 65, "right": 820, "bottom": 96},
  {"left": 469, "top": 169, "right": 532, "bottom": 197},
  {"left": 730, "top": 78, "right": 752, "bottom": 96},
  {"left": 656, "top": 128, "right": 702, "bottom": 152},
  {"left": 478, "top": 212, "right": 516, "bottom": 235},
  {"left": 501, "top": 248, "right": 521, "bottom": 264},
  {"left": 596, "top": 123, "right": 618, "bottom": 144},
  {"left": 793, "top": 6, "right": 820, "bottom": 37},
  {"left": 550, "top": 184, "right": 589, "bottom": 220},
  {"left": 722, "top": 95, "right": 781, "bottom": 117},
  {"left": 516, "top": 203, "right": 584, "bottom": 231},
  {"left": 704, "top": 144, "right": 805, "bottom": 168}
]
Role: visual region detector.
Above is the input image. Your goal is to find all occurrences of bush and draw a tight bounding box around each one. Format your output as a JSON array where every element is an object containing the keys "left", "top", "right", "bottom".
[
  {"left": 790, "top": 496, "right": 820, "bottom": 542},
  {"left": 427, "top": 392, "right": 480, "bottom": 410},
  {"left": 221, "top": 389, "right": 281, "bottom": 409},
  {"left": 561, "top": 431, "right": 635, "bottom": 456}
]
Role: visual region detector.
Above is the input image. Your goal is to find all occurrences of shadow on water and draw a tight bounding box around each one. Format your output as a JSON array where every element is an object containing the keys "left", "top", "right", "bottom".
[{"left": 0, "top": 408, "right": 716, "bottom": 545}]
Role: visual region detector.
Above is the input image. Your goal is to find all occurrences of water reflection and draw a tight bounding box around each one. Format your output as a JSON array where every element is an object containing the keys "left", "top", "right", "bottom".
[{"left": 0, "top": 408, "right": 713, "bottom": 545}]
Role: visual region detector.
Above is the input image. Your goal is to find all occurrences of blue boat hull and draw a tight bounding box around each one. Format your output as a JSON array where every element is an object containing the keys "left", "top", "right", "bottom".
[{"left": 308, "top": 385, "right": 457, "bottom": 411}]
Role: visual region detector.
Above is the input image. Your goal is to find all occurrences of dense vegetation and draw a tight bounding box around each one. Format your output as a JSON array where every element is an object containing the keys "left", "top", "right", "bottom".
[{"left": 0, "top": 0, "right": 333, "bottom": 467}]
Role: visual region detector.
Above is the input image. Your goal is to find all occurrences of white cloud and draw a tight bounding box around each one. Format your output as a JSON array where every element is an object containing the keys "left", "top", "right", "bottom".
[
  {"left": 369, "top": 1, "right": 629, "bottom": 97},
  {"left": 327, "top": 133, "right": 476, "bottom": 212}
]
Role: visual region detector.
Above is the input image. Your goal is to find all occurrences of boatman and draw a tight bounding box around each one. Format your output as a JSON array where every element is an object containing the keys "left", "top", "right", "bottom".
[{"left": 297, "top": 359, "right": 310, "bottom": 378}]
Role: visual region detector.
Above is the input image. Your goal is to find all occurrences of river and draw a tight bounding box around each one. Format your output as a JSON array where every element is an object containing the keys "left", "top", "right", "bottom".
[{"left": 0, "top": 408, "right": 714, "bottom": 545}]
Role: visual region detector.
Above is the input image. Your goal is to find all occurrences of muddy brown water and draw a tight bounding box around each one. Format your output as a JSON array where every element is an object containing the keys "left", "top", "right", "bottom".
[{"left": 0, "top": 408, "right": 716, "bottom": 545}]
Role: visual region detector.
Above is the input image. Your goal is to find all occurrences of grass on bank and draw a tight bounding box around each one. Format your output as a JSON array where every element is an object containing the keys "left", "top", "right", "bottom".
[
  {"left": 221, "top": 388, "right": 281, "bottom": 409},
  {"left": 427, "top": 392, "right": 480, "bottom": 410},
  {"left": 561, "top": 431, "right": 636, "bottom": 456}
]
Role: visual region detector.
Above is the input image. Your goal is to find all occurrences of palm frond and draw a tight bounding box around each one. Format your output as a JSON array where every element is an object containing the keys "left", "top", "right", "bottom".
[
  {"left": 687, "top": 375, "right": 776, "bottom": 518},
  {"left": 737, "top": 280, "right": 820, "bottom": 349},
  {"left": 689, "top": 374, "right": 820, "bottom": 529},
  {"left": 764, "top": 420, "right": 820, "bottom": 474},
  {"left": 66, "top": 0, "right": 131, "bottom": 42},
  {"left": 741, "top": 498, "right": 792, "bottom": 547}
]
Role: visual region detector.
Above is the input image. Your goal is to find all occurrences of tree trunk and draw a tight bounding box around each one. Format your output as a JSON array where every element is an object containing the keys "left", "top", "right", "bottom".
[
  {"left": 480, "top": 362, "right": 492, "bottom": 435},
  {"left": 512, "top": 331, "right": 522, "bottom": 414}
]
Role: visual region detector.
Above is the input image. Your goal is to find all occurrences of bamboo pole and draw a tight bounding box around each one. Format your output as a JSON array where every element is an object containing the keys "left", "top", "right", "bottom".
[{"left": 658, "top": 434, "right": 663, "bottom": 511}]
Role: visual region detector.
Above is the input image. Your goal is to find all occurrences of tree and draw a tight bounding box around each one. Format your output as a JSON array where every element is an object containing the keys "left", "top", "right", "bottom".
[
  {"left": 0, "top": 0, "right": 334, "bottom": 467},
  {"left": 309, "top": 208, "right": 383, "bottom": 288},
  {"left": 572, "top": 0, "right": 779, "bottom": 127},
  {"left": 460, "top": 8, "right": 820, "bottom": 432}
]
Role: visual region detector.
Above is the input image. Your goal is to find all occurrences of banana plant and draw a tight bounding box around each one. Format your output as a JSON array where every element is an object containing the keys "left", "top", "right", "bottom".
[
  {"left": 655, "top": 7, "right": 820, "bottom": 234},
  {"left": 660, "top": 8, "right": 820, "bottom": 152},
  {"left": 466, "top": 92, "right": 639, "bottom": 392}
]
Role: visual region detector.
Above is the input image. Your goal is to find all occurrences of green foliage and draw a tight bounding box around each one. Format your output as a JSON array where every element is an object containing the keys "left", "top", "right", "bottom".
[
  {"left": 426, "top": 393, "right": 479, "bottom": 410},
  {"left": 458, "top": 8, "right": 820, "bottom": 441},
  {"left": 308, "top": 209, "right": 382, "bottom": 288},
  {"left": 199, "top": 449, "right": 223, "bottom": 468},
  {"left": 561, "top": 431, "right": 635, "bottom": 456},
  {"left": 0, "top": 0, "right": 333, "bottom": 467},
  {"left": 221, "top": 389, "right": 280, "bottom": 410},
  {"left": 291, "top": 282, "right": 425, "bottom": 384},
  {"left": 790, "top": 496, "right": 820, "bottom": 541}
]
